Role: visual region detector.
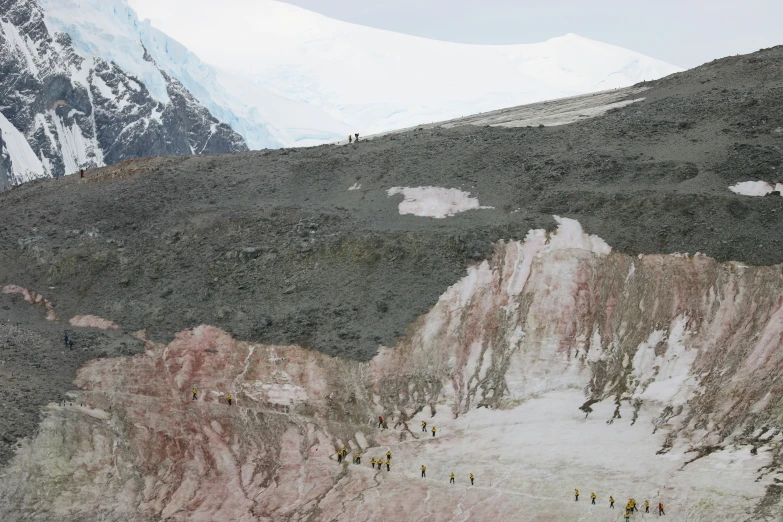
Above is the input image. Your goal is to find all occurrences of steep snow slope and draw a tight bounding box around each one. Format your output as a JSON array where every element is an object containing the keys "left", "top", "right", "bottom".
[
  {"left": 132, "top": 0, "right": 682, "bottom": 137},
  {"left": 0, "top": 0, "right": 246, "bottom": 186},
  {"left": 1, "top": 219, "right": 781, "bottom": 521}
]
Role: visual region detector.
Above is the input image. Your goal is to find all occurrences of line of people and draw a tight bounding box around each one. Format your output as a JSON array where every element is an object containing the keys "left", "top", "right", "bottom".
[
  {"left": 575, "top": 490, "right": 665, "bottom": 516},
  {"left": 336, "top": 446, "right": 475, "bottom": 485},
  {"left": 191, "top": 387, "right": 232, "bottom": 406}
]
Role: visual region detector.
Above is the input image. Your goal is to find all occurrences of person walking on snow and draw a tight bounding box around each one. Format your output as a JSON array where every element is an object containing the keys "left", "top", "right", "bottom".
[
  {"left": 378, "top": 415, "right": 384, "bottom": 428},
  {"left": 421, "top": 465, "right": 426, "bottom": 478},
  {"left": 337, "top": 451, "right": 342, "bottom": 464},
  {"left": 227, "top": 394, "right": 232, "bottom": 406},
  {"left": 470, "top": 473, "right": 474, "bottom": 485},
  {"left": 575, "top": 489, "right": 579, "bottom": 501},
  {"left": 192, "top": 388, "right": 197, "bottom": 400},
  {"left": 348, "top": 135, "right": 352, "bottom": 143},
  {"left": 609, "top": 496, "right": 614, "bottom": 508},
  {"left": 341, "top": 446, "right": 348, "bottom": 458},
  {"left": 591, "top": 492, "right": 596, "bottom": 505},
  {"left": 386, "top": 459, "right": 390, "bottom": 471},
  {"left": 431, "top": 426, "right": 436, "bottom": 437},
  {"left": 355, "top": 452, "right": 361, "bottom": 464},
  {"left": 421, "top": 420, "right": 427, "bottom": 432},
  {"left": 624, "top": 513, "right": 630, "bottom": 522},
  {"left": 658, "top": 502, "right": 665, "bottom": 515},
  {"left": 645, "top": 500, "right": 650, "bottom": 513},
  {"left": 386, "top": 450, "right": 392, "bottom": 461},
  {"left": 450, "top": 473, "right": 455, "bottom": 484},
  {"left": 371, "top": 458, "right": 376, "bottom": 469}
]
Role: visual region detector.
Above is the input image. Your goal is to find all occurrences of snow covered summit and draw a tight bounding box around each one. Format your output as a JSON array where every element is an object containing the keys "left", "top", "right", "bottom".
[{"left": 130, "top": 0, "right": 682, "bottom": 146}]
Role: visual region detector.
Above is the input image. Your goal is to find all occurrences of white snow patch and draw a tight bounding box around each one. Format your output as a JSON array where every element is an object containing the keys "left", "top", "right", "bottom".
[
  {"left": 92, "top": 74, "right": 115, "bottom": 101},
  {"left": 348, "top": 183, "right": 361, "bottom": 191},
  {"left": 0, "top": 112, "right": 46, "bottom": 183},
  {"left": 49, "top": 111, "right": 94, "bottom": 175},
  {"left": 546, "top": 216, "right": 612, "bottom": 255},
  {"left": 729, "top": 181, "right": 783, "bottom": 197},
  {"left": 387, "top": 186, "right": 493, "bottom": 218},
  {"left": 0, "top": 19, "right": 40, "bottom": 77}
]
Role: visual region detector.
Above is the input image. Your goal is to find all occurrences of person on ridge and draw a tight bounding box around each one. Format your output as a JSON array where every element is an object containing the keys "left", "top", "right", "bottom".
[
  {"left": 645, "top": 500, "right": 650, "bottom": 513},
  {"left": 192, "top": 388, "right": 197, "bottom": 400},
  {"left": 421, "top": 465, "right": 426, "bottom": 478},
  {"left": 337, "top": 451, "right": 342, "bottom": 464},
  {"left": 609, "top": 496, "right": 614, "bottom": 508},
  {"left": 371, "top": 457, "right": 376, "bottom": 469},
  {"left": 355, "top": 133, "right": 359, "bottom": 142},
  {"left": 591, "top": 492, "right": 596, "bottom": 505},
  {"left": 386, "top": 458, "right": 390, "bottom": 471},
  {"left": 355, "top": 452, "right": 361, "bottom": 465},
  {"left": 450, "top": 473, "right": 455, "bottom": 484},
  {"left": 431, "top": 426, "right": 436, "bottom": 437},
  {"left": 341, "top": 446, "right": 348, "bottom": 458},
  {"left": 378, "top": 415, "right": 384, "bottom": 428},
  {"left": 227, "top": 393, "right": 232, "bottom": 406},
  {"left": 658, "top": 502, "right": 665, "bottom": 515},
  {"left": 386, "top": 450, "right": 392, "bottom": 461},
  {"left": 63, "top": 334, "right": 69, "bottom": 346},
  {"left": 348, "top": 135, "right": 352, "bottom": 143},
  {"left": 469, "top": 473, "right": 474, "bottom": 485},
  {"left": 421, "top": 420, "right": 427, "bottom": 432},
  {"left": 574, "top": 489, "right": 579, "bottom": 501}
]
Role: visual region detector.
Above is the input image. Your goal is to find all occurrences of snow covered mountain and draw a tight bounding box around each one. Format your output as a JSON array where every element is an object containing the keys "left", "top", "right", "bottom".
[
  {"left": 0, "top": 0, "right": 246, "bottom": 187},
  {"left": 130, "top": 0, "right": 683, "bottom": 141},
  {"left": 1, "top": 0, "right": 681, "bottom": 187}
]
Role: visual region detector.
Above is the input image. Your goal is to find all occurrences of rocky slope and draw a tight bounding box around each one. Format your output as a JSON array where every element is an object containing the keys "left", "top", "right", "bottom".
[
  {"left": 0, "top": 0, "right": 246, "bottom": 186},
  {"left": 0, "top": 46, "right": 782, "bottom": 520}
]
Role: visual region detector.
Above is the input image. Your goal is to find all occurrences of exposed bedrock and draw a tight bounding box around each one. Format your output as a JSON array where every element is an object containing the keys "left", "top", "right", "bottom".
[{"left": 1, "top": 219, "right": 782, "bottom": 521}]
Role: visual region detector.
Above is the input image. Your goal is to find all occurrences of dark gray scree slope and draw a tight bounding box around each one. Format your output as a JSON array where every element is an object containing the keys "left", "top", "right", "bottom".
[{"left": 1, "top": 47, "right": 783, "bottom": 361}]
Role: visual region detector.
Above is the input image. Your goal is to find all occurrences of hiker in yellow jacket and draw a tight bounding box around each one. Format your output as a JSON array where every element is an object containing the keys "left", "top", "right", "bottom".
[
  {"left": 575, "top": 489, "right": 579, "bottom": 501},
  {"left": 591, "top": 492, "right": 596, "bottom": 505},
  {"left": 450, "top": 472, "right": 455, "bottom": 484},
  {"left": 470, "top": 473, "right": 474, "bottom": 485},
  {"left": 421, "top": 420, "right": 427, "bottom": 432},
  {"left": 421, "top": 465, "right": 426, "bottom": 478}
]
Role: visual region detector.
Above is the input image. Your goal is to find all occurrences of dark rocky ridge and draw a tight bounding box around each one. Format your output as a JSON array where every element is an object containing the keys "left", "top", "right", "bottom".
[
  {"left": 0, "top": 0, "right": 247, "bottom": 185},
  {"left": 0, "top": 45, "right": 782, "bottom": 466}
]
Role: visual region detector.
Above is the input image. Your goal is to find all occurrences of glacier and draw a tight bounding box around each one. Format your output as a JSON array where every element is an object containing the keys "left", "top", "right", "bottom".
[{"left": 126, "top": 0, "right": 681, "bottom": 147}]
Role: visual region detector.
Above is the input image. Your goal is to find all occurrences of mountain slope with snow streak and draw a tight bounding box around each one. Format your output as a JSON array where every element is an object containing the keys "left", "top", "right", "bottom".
[
  {"left": 133, "top": 0, "right": 682, "bottom": 138},
  {"left": 0, "top": 0, "right": 246, "bottom": 187}
]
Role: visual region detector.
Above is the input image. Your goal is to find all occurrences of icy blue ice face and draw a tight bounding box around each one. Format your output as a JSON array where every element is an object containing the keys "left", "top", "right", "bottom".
[{"left": 39, "top": 0, "right": 171, "bottom": 104}]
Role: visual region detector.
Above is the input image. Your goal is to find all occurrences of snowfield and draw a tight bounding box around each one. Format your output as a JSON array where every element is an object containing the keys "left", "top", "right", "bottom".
[
  {"left": 123, "top": 0, "right": 681, "bottom": 147},
  {"left": 1, "top": 218, "right": 782, "bottom": 520}
]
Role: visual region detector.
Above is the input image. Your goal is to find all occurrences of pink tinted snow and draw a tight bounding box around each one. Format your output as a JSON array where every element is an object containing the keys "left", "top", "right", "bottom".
[
  {"left": 69, "top": 315, "right": 120, "bottom": 330},
  {"left": 2, "top": 284, "right": 58, "bottom": 321},
  {"left": 387, "top": 186, "right": 493, "bottom": 218},
  {"left": 1, "top": 218, "right": 782, "bottom": 521}
]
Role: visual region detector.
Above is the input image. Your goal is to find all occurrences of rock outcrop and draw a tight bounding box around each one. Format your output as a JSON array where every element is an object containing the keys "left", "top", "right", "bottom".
[{"left": 0, "top": 0, "right": 246, "bottom": 186}]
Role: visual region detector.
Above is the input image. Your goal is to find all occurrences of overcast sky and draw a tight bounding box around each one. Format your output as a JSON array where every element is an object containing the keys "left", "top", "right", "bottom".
[{"left": 128, "top": 0, "right": 782, "bottom": 68}]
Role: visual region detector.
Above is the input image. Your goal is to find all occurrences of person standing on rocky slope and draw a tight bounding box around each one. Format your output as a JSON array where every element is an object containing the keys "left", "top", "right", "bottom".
[
  {"left": 371, "top": 457, "right": 376, "bottom": 469},
  {"left": 386, "top": 450, "right": 391, "bottom": 461},
  {"left": 385, "top": 458, "right": 390, "bottom": 471},
  {"left": 431, "top": 426, "right": 436, "bottom": 437},
  {"left": 450, "top": 473, "right": 455, "bottom": 484},
  {"left": 421, "top": 465, "right": 426, "bottom": 478},
  {"left": 227, "top": 393, "right": 232, "bottom": 406},
  {"left": 658, "top": 502, "right": 665, "bottom": 515},
  {"left": 470, "top": 473, "right": 474, "bottom": 485},
  {"left": 610, "top": 496, "right": 615, "bottom": 508},
  {"left": 591, "top": 492, "right": 596, "bottom": 504},
  {"left": 192, "top": 388, "right": 197, "bottom": 400},
  {"left": 575, "top": 489, "right": 579, "bottom": 501},
  {"left": 378, "top": 415, "right": 384, "bottom": 428},
  {"left": 337, "top": 451, "right": 342, "bottom": 464}
]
